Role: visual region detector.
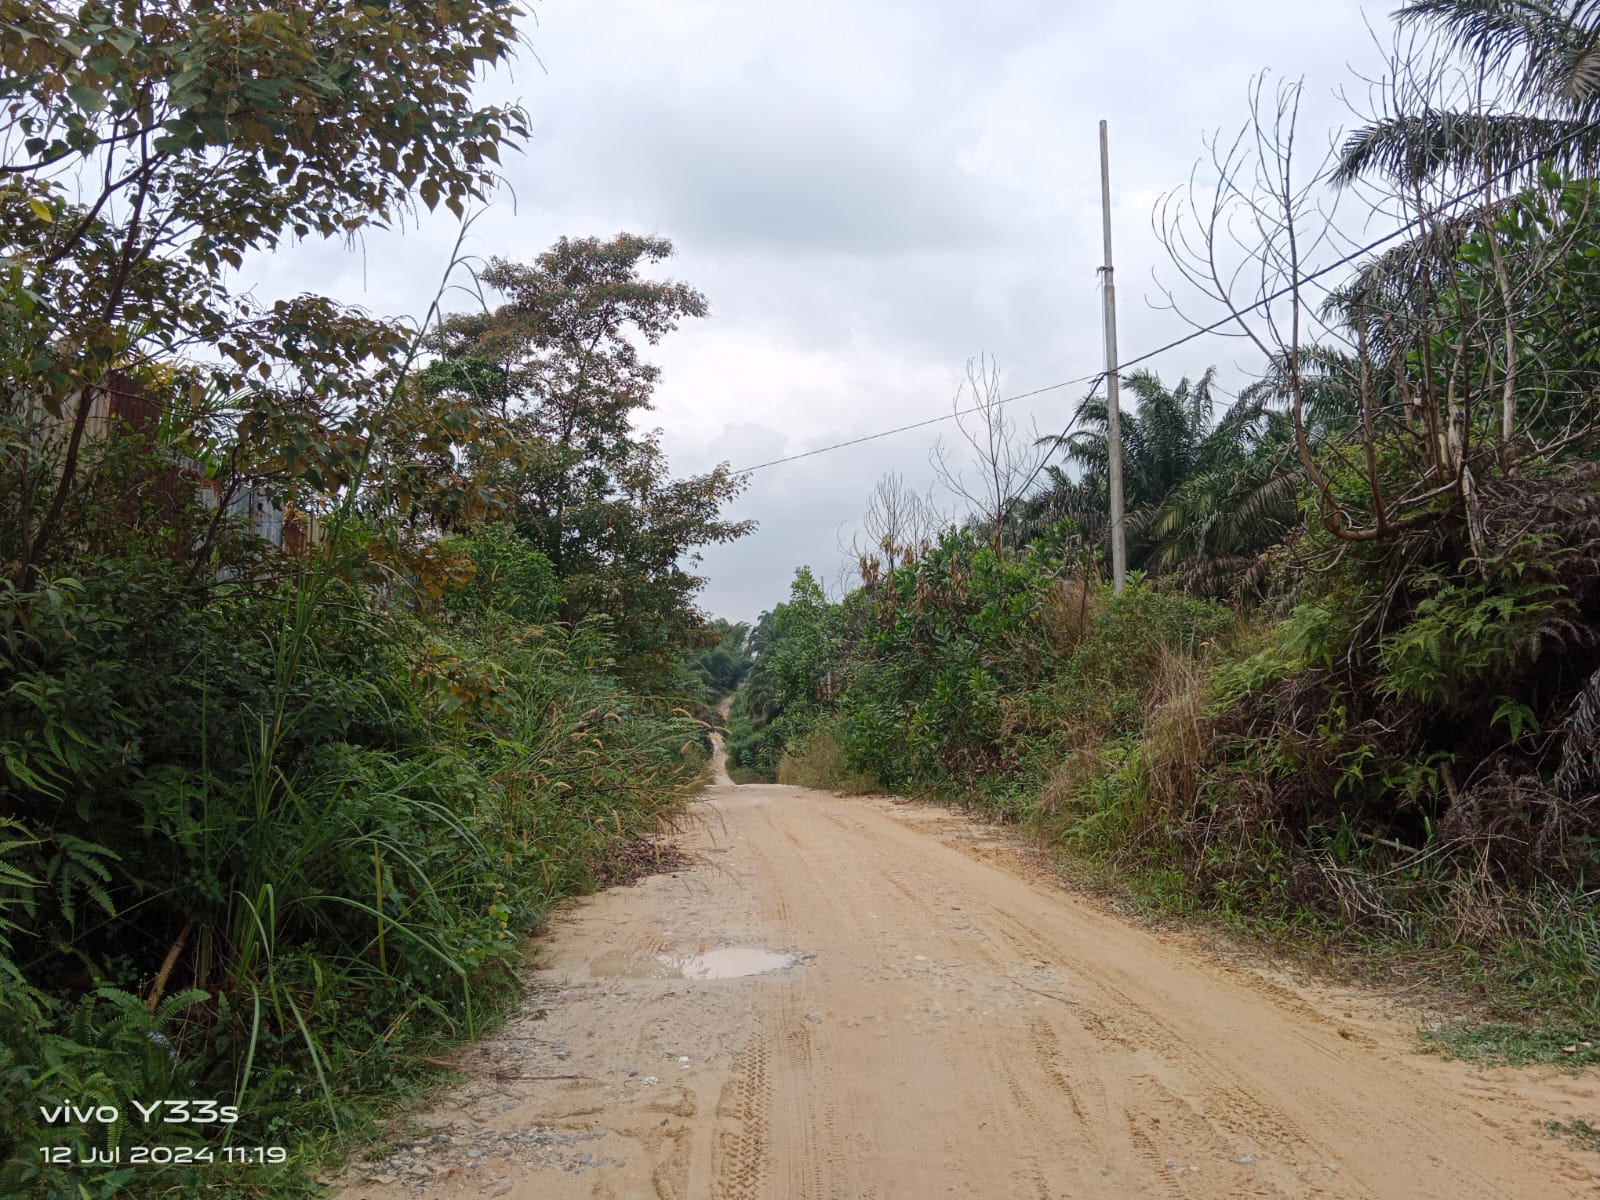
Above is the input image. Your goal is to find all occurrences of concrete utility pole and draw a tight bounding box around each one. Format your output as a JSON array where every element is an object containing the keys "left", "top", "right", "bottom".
[{"left": 1098, "top": 119, "right": 1128, "bottom": 593}]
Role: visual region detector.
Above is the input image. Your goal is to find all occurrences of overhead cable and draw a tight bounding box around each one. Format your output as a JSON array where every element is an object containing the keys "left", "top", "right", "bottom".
[{"left": 732, "top": 116, "right": 1600, "bottom": 476}]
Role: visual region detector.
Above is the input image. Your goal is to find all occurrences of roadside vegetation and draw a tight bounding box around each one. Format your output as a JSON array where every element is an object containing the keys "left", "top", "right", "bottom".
[
  {"left": 686, "top": 619, "right": 755, "bottom": 704},
  {"left": 733, "top": 0, "right": 1600, "bottom": 1053},
  {"left": 6, "top": 1, "right": 1599, "bottom": 1194},
  {"left": 0, "top": 4, "right": 745, "bottom": 1196}
]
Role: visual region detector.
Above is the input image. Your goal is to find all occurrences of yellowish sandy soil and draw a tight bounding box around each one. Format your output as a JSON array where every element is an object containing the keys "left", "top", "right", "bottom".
[{"left": 335, "top": 743, "right": 1600, "bottom": 1199}]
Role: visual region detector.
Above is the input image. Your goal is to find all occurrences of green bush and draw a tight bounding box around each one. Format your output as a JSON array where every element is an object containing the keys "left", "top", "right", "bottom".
[
  {"left": 0, "top": 533, "right": 707, "bottom": 1198},
  {"left": 776, "top": 720, "right": 879, "bottom": 794}
]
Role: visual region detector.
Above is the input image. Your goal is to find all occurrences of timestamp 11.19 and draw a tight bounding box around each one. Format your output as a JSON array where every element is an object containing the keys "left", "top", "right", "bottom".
[{"left": 39, "top": 1145, "right": 287, "bottom": 1165}]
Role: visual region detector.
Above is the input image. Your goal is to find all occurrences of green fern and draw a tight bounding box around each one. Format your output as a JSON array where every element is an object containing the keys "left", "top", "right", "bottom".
[
  {"left": 39, "top": 834, "right": 120, "bottom": 927},
  {"left": 0, "top": 819, "right": 41, "bottom": 995}
]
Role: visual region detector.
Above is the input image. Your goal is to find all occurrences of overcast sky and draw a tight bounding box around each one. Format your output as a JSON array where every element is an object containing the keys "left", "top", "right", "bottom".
[{"left": 253, "top": 0, "right": 1391, "bottom": 623}]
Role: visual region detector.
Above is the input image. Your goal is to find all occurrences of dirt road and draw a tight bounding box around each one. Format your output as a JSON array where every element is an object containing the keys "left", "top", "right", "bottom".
[{"left": 340, "top": 750, "right": 1600, "bottom": 1199}]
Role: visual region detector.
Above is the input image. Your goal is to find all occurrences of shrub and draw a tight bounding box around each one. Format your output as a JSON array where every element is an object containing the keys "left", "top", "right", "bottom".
[
  {"left": 777, "top": 721, "right": 879, "bottom": 794},
  {"left": 0, "top": 530, "right": 707, "bottom": 1197}
]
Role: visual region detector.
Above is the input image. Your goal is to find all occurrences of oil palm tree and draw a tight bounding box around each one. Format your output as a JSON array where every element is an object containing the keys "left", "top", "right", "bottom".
[
  {"left": 1336, "top": 1, "right": 1600, "bottom": 187},
  {"left": 1054, "top": 368, "right": 1222, "bottom": 506},
  {"left": 1024, "top": 361, "right": 1361, "bottom": 596},
  {"left": 1145, "top": 411, "right": 1304, "bottom": 594},
  {"left": 1029, "top": 368, "right": 1271, "bottom": 573}
]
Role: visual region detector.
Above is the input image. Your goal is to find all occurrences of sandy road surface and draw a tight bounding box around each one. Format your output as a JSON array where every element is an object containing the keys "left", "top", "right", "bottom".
[{"left": 340, "top": 751, "right": 1600, "bottom": 1200}]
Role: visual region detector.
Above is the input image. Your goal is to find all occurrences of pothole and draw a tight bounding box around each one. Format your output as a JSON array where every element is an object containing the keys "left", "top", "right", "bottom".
[
  {"left": 588, "top": 946, "right": 797, "bottom": 980},
  {"left": 683, "top": 947, "right": 796, "bottom": 978}
]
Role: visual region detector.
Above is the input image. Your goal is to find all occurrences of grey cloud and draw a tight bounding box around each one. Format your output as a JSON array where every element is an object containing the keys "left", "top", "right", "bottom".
[
  {"left": 528, "top": 87, "right": 1004, "bottom": 258},
  {"left": 706, "top": 421, "right": 787, "bottom": 471},
  {"left": 239, "top": 0, "right": 1395, "bottom": 623}
]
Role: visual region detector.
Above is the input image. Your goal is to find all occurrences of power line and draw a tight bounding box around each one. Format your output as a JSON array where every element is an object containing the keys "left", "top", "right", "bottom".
[
  {"left": 733, "top": 116, "right": 1600, "bottom": 477},
  {"left": 730, "top": 376, "right": 1100, "bottom": 473},
  {"left": 1000, "top": 374, "right": 1105, "bottom": 527}
]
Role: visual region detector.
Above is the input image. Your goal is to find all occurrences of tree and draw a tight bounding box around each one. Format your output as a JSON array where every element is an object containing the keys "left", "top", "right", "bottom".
[
  {"left": 1336, "top": 0, "right": 1600, "bottom": 188},
  {"left": 1145, "top": 419, "right": 1301, "bottom": 594},
  {"left": 1330, "top": 1, "right": 1600, "bottom": 492},
  {"left": 1058, "top": 369, "right": 1224, "bottom": 505},
  {"left": 931, "top": 354, "right": 1043, "bottom": 554},
  {"left": 0, "top": 0, "right": 528, "bottom": 585},
  {"left": 755, "top": 570, "right": 838, "bottom": 710},
  {"left": 685, "top": 619, "right": 753, "bottom": 698},
  {"left": 843, "top": 470, "right": 944, "bottom": 591},
  {"left": 427, "top": 235, "right": 753, "bottom": 677},
  {"left": 1027, "top": 366, "right": 1308, "bottom": 588}
]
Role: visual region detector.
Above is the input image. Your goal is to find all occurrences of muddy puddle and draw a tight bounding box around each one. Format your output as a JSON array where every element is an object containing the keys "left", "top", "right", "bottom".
[{"left": 587, "top": 946, "right": 796, "bottom": 980}]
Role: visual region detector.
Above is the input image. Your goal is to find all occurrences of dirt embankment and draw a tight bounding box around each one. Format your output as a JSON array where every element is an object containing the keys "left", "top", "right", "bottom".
[{"left": 337, "top": 765, "right": 1600, "bottom": 1199}]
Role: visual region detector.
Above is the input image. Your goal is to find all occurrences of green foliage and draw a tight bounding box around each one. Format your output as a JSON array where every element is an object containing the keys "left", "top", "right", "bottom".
[
  {"left": 0, "top": 8, "right": 747, "bottom": 1200},
  {"left": 1009, "top": 473, "right": 1600, "bottom": 1028},
  {"left": 727, "top": 568, "right": 839, "bottom": 779},
  {"left": 1543, "top": 1118, "right": 1600, "bottom": 1152},
  {"left": 1022, "top": 366, "right": 1343, "bottom": 594},
  {"left": 442, "top": 524, "right": 560, "bottom": 625},
  {"left": 1051, "top": 579, "right": 1235, "bottom": 738},
  {"left": 1374, "top": 552, "right": 1568, "bottom": 708},
  {"left": 0, "top": 514, "right": 708, "bottom": 1199},
  {"left": 775, "top": 720, "right": 879, "bottom": 794},
  {"left": 737, "top": 529, "right": 1233, "bottom": 815},
  {"left": 2, "top": 987, "right": 215, "bottom": 1200},
  {"left": 1, "top": 0, "right": 528, "bottom": 587},
  {"left": 685, "top": 620, "right": 753, "bottom": 700},
  {"left": 1420, "top": 1023, "right": 1600, "bottom": 1071},
  {"left": 427, "top": 235, "right": 753, "bottom": 682},
  {"left": 1336, "top": 1, "right": 1600, "bottom": 187}
]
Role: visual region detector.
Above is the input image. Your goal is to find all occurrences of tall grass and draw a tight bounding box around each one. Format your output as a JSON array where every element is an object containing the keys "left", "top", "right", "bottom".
[
  {"left": 0, "top": 368, "right": 710, "bottom": 1200},
  {"left": 776, "top": 720, "right": 879, "bottom": 794},
  {"left": 1029, "top": 604, "right": 1600, "bottom": 1038}
]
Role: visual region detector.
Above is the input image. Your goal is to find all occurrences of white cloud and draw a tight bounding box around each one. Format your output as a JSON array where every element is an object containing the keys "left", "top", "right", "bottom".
[{"left": 242, "top": 0, "right": 1390, "bottom": 620}]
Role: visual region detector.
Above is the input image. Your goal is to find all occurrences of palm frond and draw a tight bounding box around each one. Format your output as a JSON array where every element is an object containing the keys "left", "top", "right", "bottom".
[
  {"left": 1334, "top": 111, "right": 1589, "bottom": 186},
  {"left": 1397, "top": 0, "right": 1568, "bottom": 102}
]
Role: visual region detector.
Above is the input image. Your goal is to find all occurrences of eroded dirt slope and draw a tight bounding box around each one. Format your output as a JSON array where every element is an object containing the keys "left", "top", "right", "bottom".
[{"left": 337, "top": 753, "right": 1600, "bottom": 1200}]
